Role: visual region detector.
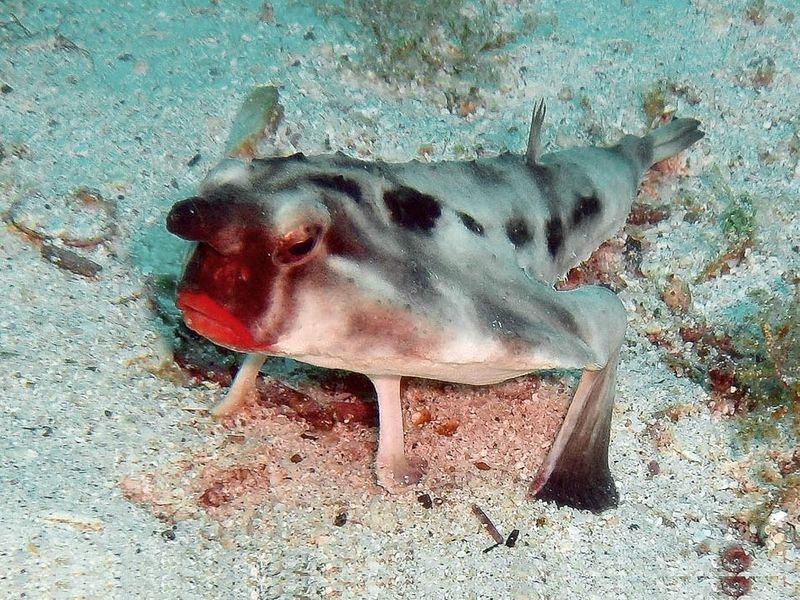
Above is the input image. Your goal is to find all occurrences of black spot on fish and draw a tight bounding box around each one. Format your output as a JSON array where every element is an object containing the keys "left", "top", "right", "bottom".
[
  {"left": 545, "top": 216, "right": 563, "bottom": 257},
  {"left": 383, "top": 186, "right": 441, "bottom": 231},
  {"left": 458, "top": 212, "right": 484, "bottom": 235},
  {"left": 308, "top": 174, "right": 362, "bottom": 203},
  {"left": 571, "top": 195, "right": 601, "bottom": 227},
  {"left": 505, "top": 217, "right": 531, "bottom": 247}
]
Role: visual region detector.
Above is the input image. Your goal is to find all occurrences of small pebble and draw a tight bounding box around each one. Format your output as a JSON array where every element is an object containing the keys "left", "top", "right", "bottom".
[
  {"left": 411, "top": 407, "right": 432, "bottom": 426},
  {"left": 662, "top": 274, "right": 692, "bottom": 313},
  {"left": 695, "top": 541, "right": 711, "bottom": 555},
  {"left": 433, "top": 418, "right": 460, "bottom": 436},
  {"left": 720, "top": 544, "right": 752, "bottom": 573},
  {"left": 719, "top": 575, "right": 751, "bottom": 597},
  {"left": 505, "top": 529, "right": 520, "bottom": 547}
]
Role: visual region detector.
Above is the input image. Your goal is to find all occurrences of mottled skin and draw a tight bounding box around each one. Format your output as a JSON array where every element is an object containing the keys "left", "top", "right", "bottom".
[{"left": 167, "top": 102, "right": 703, "bottom": 511}]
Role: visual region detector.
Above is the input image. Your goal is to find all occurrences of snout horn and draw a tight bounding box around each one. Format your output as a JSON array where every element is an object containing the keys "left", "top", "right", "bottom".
[{"left": 166, "top": 196, "right": 216, "bottom": 242}]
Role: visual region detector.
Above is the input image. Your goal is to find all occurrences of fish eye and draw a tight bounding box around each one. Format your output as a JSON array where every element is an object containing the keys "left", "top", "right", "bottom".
[
  {"left": 272, "top": 223, "right": 324, "bottom": 266},
  {"left": 287, "top": 236, "right": 316, "bottom": 257}
]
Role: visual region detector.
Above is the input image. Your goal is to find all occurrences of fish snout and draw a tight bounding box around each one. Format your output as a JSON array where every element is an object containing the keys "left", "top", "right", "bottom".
[{"left": 166, "top": 196, "right": 220, "bottom": 242}]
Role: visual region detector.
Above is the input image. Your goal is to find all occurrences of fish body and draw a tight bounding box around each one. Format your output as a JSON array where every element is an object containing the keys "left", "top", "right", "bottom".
[{"left": 167, "top": 101, "right": 703, "bottom": 511}]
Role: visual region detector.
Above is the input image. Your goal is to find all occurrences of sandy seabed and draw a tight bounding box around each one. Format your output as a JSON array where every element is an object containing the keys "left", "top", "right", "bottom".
[{"left": 1, "top": 1, "right": 798, "bottom": 598}]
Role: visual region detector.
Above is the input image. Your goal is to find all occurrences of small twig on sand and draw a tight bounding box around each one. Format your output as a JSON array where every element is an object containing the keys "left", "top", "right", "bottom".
[{"left": 471, "top": 503, "right": 504, "bottom": 544}]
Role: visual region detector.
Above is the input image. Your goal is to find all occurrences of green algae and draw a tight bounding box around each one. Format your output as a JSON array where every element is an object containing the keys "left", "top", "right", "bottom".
[
  {"left": 696, "top": 177, "right": 758, "bottom": 283},
  {"left": 641, "top": 82, "right": 667, "bottom": 124}
]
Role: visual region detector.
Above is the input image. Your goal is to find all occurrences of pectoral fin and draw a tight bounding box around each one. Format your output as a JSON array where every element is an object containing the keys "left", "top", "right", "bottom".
[{"left": 527, "top": 284, "right": 626, "bottom": 512}]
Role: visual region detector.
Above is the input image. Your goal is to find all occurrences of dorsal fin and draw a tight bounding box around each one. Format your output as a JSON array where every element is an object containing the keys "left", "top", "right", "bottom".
[
  {"left": 225, "top": 85, "right": 284, "bottom": 161},
  {"left": 525, "top": 100, "right": 547, "bottom": 166}
]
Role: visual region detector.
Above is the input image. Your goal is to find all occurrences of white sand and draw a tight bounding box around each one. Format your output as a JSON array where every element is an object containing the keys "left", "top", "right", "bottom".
[{"left": 1, "top": 0, "right": 798, "bottom": 598}]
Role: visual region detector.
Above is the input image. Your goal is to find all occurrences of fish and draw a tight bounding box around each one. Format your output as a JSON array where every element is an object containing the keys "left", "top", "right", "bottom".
[{"left": 166, "top": 99, "right": 703, "bottom": 512}]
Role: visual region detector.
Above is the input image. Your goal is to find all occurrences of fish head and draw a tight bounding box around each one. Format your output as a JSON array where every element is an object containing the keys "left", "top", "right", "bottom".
[{"left": 166, "top": 159, "right": 338, "bottom": 354}]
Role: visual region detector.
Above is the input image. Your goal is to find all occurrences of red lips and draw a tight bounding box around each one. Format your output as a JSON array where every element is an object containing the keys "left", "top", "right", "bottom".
[{"left": 176, "top": 290, "right": 260, "bottom": 351}]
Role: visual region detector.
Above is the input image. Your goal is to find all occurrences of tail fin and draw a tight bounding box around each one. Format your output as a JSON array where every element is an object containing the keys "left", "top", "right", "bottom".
[{"left": 646, "top": 118, "right": 704, "bottom": 166}]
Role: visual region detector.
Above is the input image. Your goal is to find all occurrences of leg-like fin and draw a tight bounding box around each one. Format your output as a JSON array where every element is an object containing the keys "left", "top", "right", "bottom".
[
  {"left": 211, "top": 352, "right": 266, "bottom": 417},
  {"left": 529, "top": 353, "right": 620, "bottom": 512},
  {"left": 370, "top": 375, "right": 425, "bottom": 490}
]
